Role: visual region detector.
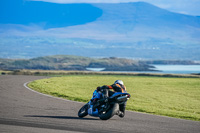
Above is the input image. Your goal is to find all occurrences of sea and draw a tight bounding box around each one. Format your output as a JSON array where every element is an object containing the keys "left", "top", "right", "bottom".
[
  {"left": 151, "top": 65, "right": 200, "bottom": 74},
  {"left": 87, "top": 65, "right": 200, "bottom": 74}
]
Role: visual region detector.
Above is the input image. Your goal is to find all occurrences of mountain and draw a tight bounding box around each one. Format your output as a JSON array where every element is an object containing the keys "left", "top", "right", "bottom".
[
  {"left": 96, "top": 2, "right": 200, "bottom": 28},
  {"left": 0, "top": 1, "right": 200, "bottom": 60},
  {"left": 60, "top": 2, "right": 200, "bottom": 41}
]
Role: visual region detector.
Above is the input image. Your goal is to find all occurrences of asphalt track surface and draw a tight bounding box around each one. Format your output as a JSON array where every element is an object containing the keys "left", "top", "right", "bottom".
[{"left": 0, "top": 75, "right": 200, "bottom": 133}]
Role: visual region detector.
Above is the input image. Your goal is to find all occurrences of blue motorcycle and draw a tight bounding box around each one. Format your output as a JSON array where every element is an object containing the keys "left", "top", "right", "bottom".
[{"left": 78, "top": 90, "right": 131, "bottom": 120}]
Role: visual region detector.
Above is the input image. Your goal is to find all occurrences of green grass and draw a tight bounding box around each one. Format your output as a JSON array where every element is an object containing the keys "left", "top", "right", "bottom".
[{"left": 28, "top": 75, "right": 200, "bottom": 121}]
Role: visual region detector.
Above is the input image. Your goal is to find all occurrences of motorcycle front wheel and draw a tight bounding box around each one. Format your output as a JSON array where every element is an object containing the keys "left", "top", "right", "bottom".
[{"left": 78, "top": 103, "right": 88, "bottom": 118}]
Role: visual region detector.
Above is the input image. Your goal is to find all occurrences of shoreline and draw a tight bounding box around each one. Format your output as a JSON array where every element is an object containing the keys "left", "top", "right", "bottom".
[{"left": 1, "top": 69, "right": 200, "bottom": 78}]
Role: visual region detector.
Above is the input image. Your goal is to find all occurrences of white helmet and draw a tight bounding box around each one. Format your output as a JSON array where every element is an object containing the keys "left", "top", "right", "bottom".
[{"left": 114, "top": 80, "right": 124, "bottom": 86}]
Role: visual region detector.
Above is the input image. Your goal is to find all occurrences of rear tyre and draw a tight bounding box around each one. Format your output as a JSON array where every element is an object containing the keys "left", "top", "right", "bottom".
[
  {"left": 99, "top": 103, "right": 119, "bottom": 120},
  {"left": 78, "top": 104, "right": 88, "bottom": 118}
]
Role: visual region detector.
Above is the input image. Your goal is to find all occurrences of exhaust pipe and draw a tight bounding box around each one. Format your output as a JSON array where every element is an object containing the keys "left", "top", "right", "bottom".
[{"left": 116, "top": 95, "right": 128, "bottom": 102}]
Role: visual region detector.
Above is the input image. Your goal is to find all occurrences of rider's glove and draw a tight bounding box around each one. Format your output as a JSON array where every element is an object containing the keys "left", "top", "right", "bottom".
[{"left": 96, "top": 86, "right": 101, "bottom": 92}]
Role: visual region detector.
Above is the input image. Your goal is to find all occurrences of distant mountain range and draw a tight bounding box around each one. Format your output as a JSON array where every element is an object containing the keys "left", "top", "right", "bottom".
[
  {"left": 63, "top": 2, "right": 200, "bottom": 41},
  {"left": 0, "top": 1, "right": 200, "bottom": 60}
]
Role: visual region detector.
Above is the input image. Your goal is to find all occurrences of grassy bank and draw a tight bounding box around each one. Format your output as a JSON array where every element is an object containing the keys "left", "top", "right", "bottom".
[
  {"left": 1, "top": 69, "right": 200, "bottom": 78},
  {"left": 28, "top": 75, "right": 200, "bottom": 121}
]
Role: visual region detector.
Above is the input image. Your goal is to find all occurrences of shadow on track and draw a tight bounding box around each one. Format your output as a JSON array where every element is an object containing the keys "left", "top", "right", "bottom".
[{"left": 24, "top": 115, "right": 99, "bottom": 120}]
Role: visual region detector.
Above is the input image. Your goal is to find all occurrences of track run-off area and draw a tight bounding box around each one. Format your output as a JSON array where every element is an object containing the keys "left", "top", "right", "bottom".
[{"left": 0, "top": 75, "right": 200, "bottom": 133}]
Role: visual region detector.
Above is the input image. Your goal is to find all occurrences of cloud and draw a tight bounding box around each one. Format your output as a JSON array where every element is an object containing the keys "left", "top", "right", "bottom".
[{"left": 151, "top": 0, "right": 200, "bottom": 15}]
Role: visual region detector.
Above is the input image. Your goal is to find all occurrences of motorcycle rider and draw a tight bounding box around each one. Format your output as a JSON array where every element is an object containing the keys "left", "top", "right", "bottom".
[{"left": 95, "top": 80, "right": 127, "bottom": 118}]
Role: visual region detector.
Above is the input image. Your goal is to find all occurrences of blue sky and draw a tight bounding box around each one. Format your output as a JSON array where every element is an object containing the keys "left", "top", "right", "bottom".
[
  {"left": 31, "top": 0, "right": 200, "bottom": 16},
  {"left": 0, "top": 0, "right": 102, "bottom": 28}
]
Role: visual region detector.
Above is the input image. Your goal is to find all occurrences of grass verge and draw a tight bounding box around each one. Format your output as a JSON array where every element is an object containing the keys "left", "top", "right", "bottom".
[{"left": 28, "top": 75, "right": 200, "bottom": 121}]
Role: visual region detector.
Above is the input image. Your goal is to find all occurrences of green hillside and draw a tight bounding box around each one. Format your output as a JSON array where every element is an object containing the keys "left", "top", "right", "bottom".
[{"left": 28, "top": 75, "right": 200, "bottom": 121}]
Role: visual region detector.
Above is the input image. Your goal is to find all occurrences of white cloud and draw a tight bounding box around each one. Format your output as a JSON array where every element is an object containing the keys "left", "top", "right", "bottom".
[{"left": 30, "top": 0, "right": 200, "bottom": 16}]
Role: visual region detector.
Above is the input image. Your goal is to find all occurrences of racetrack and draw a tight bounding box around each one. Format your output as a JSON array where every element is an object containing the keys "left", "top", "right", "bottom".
[{"left": 0, "top": 75, "right": 199, "bottom": 133}]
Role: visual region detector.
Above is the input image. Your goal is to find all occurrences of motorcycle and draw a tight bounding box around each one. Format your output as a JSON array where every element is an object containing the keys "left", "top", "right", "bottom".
[{"left": 78, "top": 90, "right": 131, "bottom": 120}]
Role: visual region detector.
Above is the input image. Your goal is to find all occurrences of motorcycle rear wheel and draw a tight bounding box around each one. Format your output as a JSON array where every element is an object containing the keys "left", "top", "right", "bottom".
[{"left": 99, "top": 103, "right": 119, "bottom": 120}]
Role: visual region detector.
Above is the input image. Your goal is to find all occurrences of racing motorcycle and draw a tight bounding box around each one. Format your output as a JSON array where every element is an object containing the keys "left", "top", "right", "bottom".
[{"left": 78, "top": 90, "right": 131, "bottom": 120}]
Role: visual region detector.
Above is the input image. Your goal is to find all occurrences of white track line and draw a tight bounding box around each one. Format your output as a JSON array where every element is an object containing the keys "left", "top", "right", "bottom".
[
  {"left": 24, "top": 80, "right": 194, "bottom": 121},
  {"left": 24, "top": 81, "right": 137, "bottom": 113},
  {"left": 24, "top": 81, "right": 84, "bottom": 104},
  {"left": 23, "top": 81, "right": 155, "bottom": 115}
]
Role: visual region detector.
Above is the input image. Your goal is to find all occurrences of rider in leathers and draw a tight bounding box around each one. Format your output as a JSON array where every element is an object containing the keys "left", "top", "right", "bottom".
[{"left": 96, "top": 80, "right": 127, "bottom": 118}]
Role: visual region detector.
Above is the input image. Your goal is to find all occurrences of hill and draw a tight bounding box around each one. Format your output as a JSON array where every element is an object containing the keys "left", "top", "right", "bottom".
[
  {"left": 70, "top": 2, "right": 200, "bottom": 41},
  {"left": 0, "top": 55, "right": 154, "bottom": 71},
  {"left": 0, "top": 1, "right": 200, "bottom": 60}
]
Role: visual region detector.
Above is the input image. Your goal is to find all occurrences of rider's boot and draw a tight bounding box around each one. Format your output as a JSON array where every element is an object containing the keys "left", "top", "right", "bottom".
[
  {"left": 101, "top": 89, "right": 109, "bottom": 103},
  {"left": 116, "top": 110, "right": 125, "bottom": 118}
]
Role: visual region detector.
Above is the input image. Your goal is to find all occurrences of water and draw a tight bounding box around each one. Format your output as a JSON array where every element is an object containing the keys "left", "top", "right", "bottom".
[
  {"left": 151, "top": 65, "right": 200, "bottom": 74},
  {"left": 86, "top": 68, "right": 105, "bottom": 71},
  {"left": 86, "top": 65, "right": 200, "bottom": 74}
]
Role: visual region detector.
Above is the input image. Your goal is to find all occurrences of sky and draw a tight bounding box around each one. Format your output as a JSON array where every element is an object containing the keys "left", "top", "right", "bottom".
[{"left": 31, "top": 0, "right": 200, "bottom": 16}]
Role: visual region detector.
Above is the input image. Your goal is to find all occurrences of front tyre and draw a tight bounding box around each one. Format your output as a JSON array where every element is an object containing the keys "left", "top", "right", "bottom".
[
  {"left": 78, "top": 104, "right": 88, "bottom": 118},
  {"left": 99, "top": 103, "right": 119, "bottom": 120}
]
